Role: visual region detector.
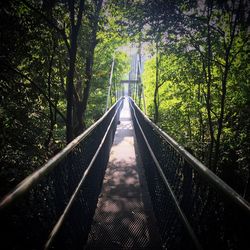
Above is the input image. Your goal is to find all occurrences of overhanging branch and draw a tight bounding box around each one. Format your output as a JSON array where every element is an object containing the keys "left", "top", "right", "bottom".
[{"left": 5, "top": 63, "right": 66, "bottom": 123}]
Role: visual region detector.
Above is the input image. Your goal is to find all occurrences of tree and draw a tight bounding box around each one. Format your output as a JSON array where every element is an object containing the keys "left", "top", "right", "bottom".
[{"left": 138, "top": 0, "right": 250, "bottom": 193}]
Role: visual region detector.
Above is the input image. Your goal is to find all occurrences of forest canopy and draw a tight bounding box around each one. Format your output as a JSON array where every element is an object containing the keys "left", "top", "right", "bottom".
[{"left": 0, "top": 0, "right": 250, "bottom": 201}]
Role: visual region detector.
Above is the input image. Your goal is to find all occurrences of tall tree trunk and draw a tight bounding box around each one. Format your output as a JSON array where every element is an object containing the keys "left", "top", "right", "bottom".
[
  {"left": 154, "top": 40, "right": 160, "bottom": 123},
  {"left": 74, "top": 0, "right": 103, "bottom": 136},
  {"left": 66, "top": 0, "right": 85, "bottom": 143},
  {"left": 45, "top": 42, "right": 56, "bottom": 148},
  {"left": 213, "top": 1, "right": 240, "bottom": 170},
  {"left": 204, "top": 2, "right": 215, "bottom": 169},
  {"left": 198, "top": 82, "right": 205, "bottom": 160},
  {"left": 66, "top": 30, "right": 77, "bottom": 143},
  {"left": 213, "top": 61, "right": 229, "bottom": 170}
]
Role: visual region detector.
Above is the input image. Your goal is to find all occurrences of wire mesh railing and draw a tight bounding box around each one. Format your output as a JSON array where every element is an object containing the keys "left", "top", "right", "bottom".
[
  {"left": 129, "top": 98, "right": 250, "bottom": 250},
  {"left": 0, "top": 97, "right": 124, "bottom": 250}
]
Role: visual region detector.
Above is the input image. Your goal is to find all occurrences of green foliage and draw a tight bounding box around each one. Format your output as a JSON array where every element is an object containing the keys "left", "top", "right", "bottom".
[
  {"left": 140, "top": 0, "right": 250, "bottom": 197},
  {"left": 0, "top": 0, "right": 129, "bottom": 195},
  {"left": 1, "top": 0, "right": 249, "bottom": 200},
  {"left": 85, "top": 7, "right": 129, "bottom": 126}
]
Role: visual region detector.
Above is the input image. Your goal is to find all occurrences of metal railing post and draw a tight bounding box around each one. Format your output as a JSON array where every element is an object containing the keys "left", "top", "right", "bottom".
[{"left": 105, "top": 55, "right": 115, "bottom": 112}]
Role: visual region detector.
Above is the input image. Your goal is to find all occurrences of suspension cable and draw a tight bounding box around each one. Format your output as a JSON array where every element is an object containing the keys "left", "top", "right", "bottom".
[
  {"left": 0, "top": 97, "right": 124, "bottom": 211},
  {"left": 129, "top": 98, "right": 203, "bottom": 250}
]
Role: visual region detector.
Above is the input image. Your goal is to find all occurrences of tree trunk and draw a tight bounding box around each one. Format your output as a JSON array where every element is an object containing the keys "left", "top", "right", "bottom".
[
  {"left": 74, "top": 0, "right": 103, "bottom": 136},
  {"left": 198, "top": 82, "right": 205, "bottom": 160},
  {"left": 66, "top": 32, "right": 77, "bottom": 143},
  {"left": 66, "top": 0, "right": 85, "bottom": 143},
  {"left": 45, "top": 42, "right": 56, "bottom": 148},
  {"left": 154, "top": 40, "right": 160, "bottom": 123},
  {"left": 213, "top": 65, "right": 228, "bottom": 170},
  {"left": 213, "top": 2, "right": 240, "bottom": 170},
  {"left": 204, "top": 3, "right": 215, "bottom": 169}
]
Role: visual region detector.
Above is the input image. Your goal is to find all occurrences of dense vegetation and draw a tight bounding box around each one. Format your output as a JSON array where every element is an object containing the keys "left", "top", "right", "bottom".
[
  {"left": 118, "top": 0, "right": 250, "bottom": 200},
  {"left": 0, "top": 0, "right": 129, "bottom": 196},
  {"left": 0, "top": 0, "right": 249, "bottom": 202}
]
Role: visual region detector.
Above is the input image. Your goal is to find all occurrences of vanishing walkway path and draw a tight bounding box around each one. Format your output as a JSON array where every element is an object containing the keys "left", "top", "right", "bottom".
[{"left": 85, "top": 98, "right": 161, "bottom": 249}]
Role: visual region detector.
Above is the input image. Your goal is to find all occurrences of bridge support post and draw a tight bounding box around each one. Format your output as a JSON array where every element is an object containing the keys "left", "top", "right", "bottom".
[{"left": 105, "top": 55, "right": 115, "bottom": 112}]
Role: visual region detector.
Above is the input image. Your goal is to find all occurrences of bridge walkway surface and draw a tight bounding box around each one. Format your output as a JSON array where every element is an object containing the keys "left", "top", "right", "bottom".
[{"left": 85, "top": 98, "right": 161, "bottom": 249}]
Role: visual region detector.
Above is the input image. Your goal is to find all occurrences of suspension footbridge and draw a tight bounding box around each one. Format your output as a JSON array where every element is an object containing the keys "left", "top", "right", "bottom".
[{"left": 0, "top": 54, "right": 249, "bottom": 250}]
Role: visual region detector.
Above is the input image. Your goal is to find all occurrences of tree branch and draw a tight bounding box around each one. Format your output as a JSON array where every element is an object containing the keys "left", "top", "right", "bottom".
[
  {"left": 21, "top": 0, "right": 70, "bottom": 52},
  {"left": 185, "top": 30, "right": 225, "bottom": 68},
  {"left": 76, "top": 0, "right": 85, "bottom": 30},
  {"left": 229, "top": 37, "right": 249, "bottom": 66},
  {"left": 5, "top": 63, "right": 66, "bottom": 123}
]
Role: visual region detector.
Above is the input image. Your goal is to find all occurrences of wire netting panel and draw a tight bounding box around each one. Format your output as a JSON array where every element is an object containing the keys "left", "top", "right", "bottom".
[
  {"left": 130, "top": 100, "right": 249, "bottom": 250},
  {"left": 86, "top": 199, "right": 151, "bottom": 250},
  {"left": 0, "top": 99, "right": 123, "bottom": 250}
]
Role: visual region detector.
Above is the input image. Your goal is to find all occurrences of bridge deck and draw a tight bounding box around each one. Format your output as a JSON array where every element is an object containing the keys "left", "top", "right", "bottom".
[{"left": 85, "top": 98, "right": 161, "bottom": 249}]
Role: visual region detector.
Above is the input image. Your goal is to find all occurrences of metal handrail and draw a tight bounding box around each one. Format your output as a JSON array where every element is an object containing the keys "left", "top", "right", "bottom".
[
  {"left": 129, "top": 98, "right": 203, "bottom": 250},
  {"left": 45, "top": 98, "right": 123, "bottom": 249},
  {"left": 129, "top": 97, "right": 250, "bottom": 214},
  {"left": 0, "top": 97, "right": 124, "bottom": 211}
]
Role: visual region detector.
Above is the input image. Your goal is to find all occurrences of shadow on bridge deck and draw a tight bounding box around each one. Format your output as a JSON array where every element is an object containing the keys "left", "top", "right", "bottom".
[{"left": 85, "top": 98, "right": 161, "bottom": 249}]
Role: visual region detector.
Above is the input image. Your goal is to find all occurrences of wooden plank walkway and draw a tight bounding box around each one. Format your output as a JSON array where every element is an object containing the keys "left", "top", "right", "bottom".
[{"left": 85, "top": 98, "right": 161, "bottom": 249}]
